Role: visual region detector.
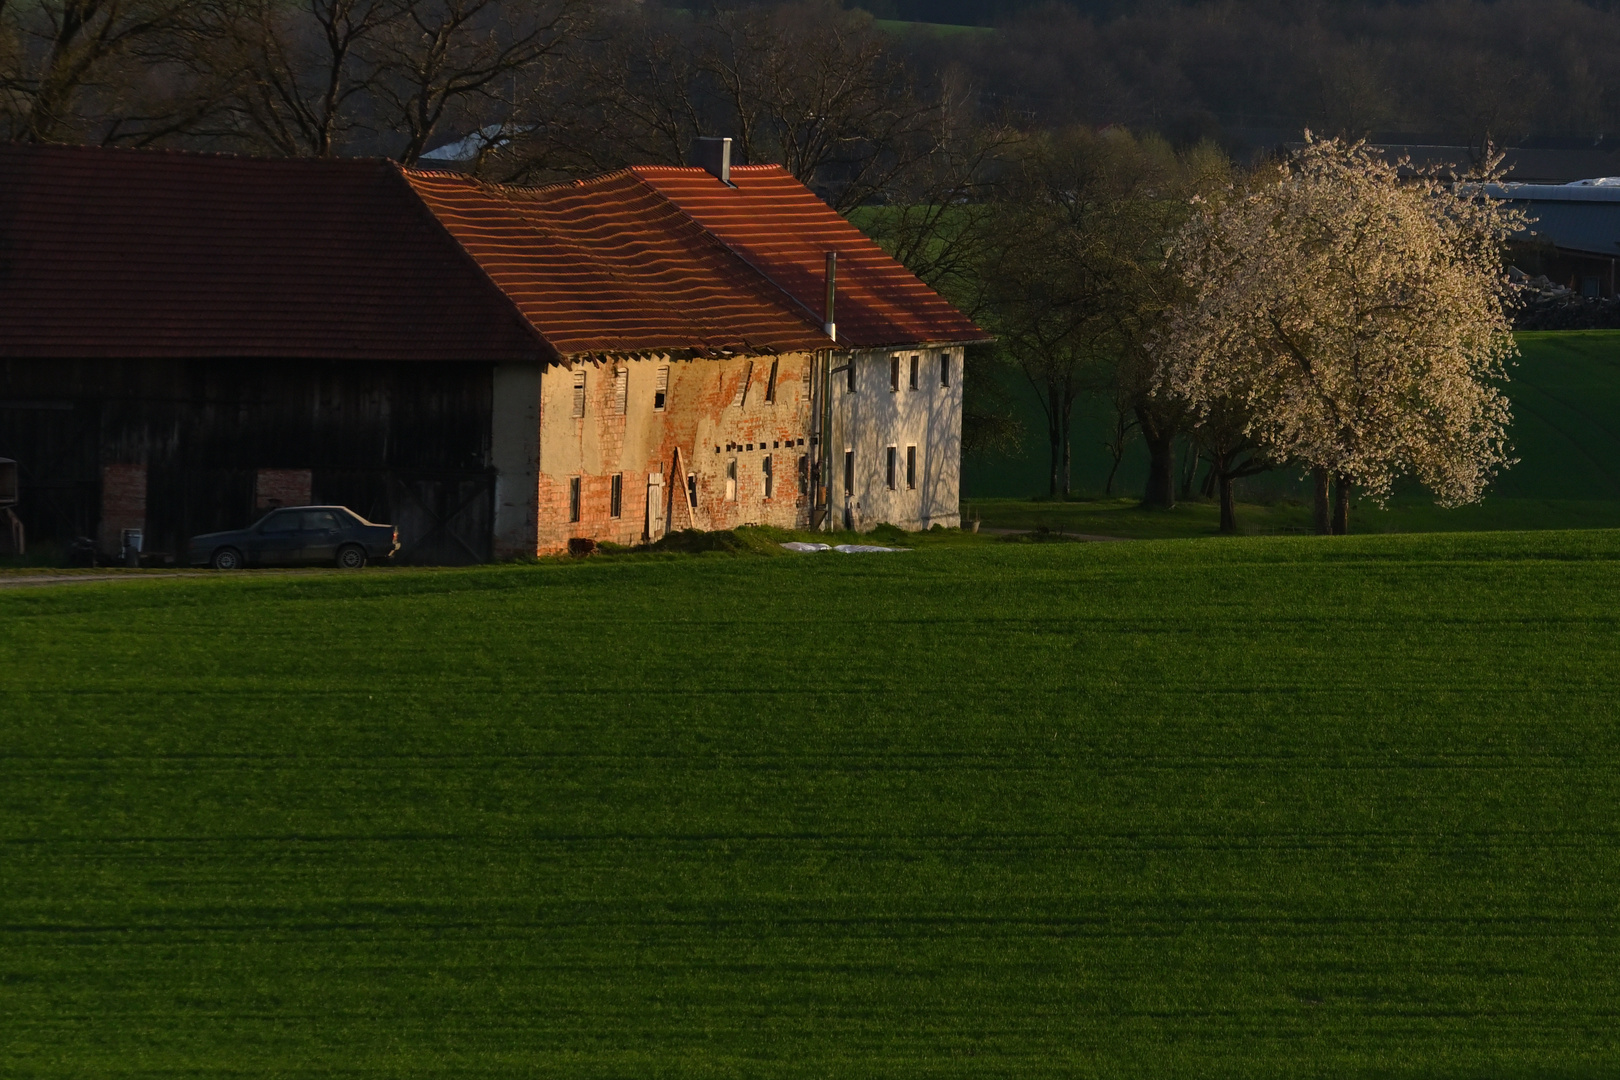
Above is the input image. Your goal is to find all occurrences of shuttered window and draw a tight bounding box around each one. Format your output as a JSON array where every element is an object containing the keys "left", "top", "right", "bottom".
[
  {"left": 731, "top": 361, "right": 754, "bottom": 407},
  {"left": 613, "top": 366, "right": 628, "bottom": 415},
  {"left": 654, "top": 366, "right": 669, "bottom": 411},
  {"left": 571, "top": 370, "right": 586, "bottom": 418}
]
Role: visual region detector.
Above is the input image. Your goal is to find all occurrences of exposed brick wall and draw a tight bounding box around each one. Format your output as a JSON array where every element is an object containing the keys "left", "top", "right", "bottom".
[
  {"left": 255, "top": 468, "right": 313, "bottom": 511},
  {"left": 99, "top": 462, "right": 147, "bottom": 554},
  {"left": 536, "top": 353, "right": 814, "bottom": 554}
]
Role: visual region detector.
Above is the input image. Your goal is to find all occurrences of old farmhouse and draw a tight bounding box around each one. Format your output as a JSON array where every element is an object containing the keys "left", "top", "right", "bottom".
[{"left": 0, "top": 143, "right": 986, "bottom": 562}]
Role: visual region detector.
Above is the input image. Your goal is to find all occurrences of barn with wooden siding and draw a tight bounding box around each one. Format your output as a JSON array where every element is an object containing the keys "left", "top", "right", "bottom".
[{"left": 0, "top": 143, "right": 986, "bottom": 562}]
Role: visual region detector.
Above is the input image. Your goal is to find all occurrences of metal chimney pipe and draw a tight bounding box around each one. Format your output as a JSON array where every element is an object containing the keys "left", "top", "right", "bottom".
[{"left": 823, "top": 251, "right": 837, "bottom": 341}]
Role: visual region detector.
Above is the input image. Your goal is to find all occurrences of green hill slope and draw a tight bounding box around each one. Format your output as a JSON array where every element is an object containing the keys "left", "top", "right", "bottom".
[{"left": 967, "top": 330, "right": 1620, "bottom": 511}]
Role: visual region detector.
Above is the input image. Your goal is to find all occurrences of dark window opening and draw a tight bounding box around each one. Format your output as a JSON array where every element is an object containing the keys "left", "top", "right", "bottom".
[
  {"left": 940, "top": 353, "right": 951, "bottom": 387},
  {"left": 568, "top": 477, "right": 581, "bottom": 522},
  {"left": 797, "top": 455, "right": 809, "bottom": 495},
  {"left": 906, "top": 445, "right": 916, "bottom": 489},
  {"left": 843, "top": 449, "right": 854, "bottom": 492},
  {"left": 610, "top": 473, "right": 623, "bottom": 518},
  {"left": 687, "top": 473, "right": 698, "bottom": 508},
  {"left": 655, "top": 366, "right": 669, "bottom": 411},
  {"left": 845, "top": 358, "right": 856, "bottom": 392},
  {"left": 763, "top": 455, "right": 774, "bottom": 499},
  {"left": 889, "top": 356, "right": 900, "bottom": 392},
  {"left": 886, "top": 446, "right": 897, "bottom": 490},
  {"left": 908, "top": 354, "right": 919, "bottom": 390},
  {"left": 765, "top": 359, "right": 779, "bottom": 403}
]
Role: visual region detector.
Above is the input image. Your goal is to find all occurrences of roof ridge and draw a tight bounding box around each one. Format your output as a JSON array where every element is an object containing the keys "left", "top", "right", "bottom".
[{"left": 1, "top": 142, "right": 396, "bottom": 169}]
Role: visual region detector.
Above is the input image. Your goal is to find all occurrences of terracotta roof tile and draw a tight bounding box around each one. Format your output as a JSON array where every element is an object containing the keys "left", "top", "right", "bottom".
[
  {"left": 0, "top": 144, "right": 543, "bottom": 361},
  {"left": 633, "top": 164, "right": 988, "bottom": 349},
  {"left": 0, "top": 146, "right": 984, "bottom": 362},
  {"left": 403, "top": 169, "right": 831, "bottom": 356}
]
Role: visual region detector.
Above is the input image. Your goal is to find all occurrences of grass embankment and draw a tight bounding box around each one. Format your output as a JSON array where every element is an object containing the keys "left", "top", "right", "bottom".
[{"left": 6, "top": 533, "right": 1620, "bottom": 1076}]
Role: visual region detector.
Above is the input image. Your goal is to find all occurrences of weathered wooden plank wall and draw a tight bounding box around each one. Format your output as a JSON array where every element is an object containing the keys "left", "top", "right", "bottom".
[{"left": 0, "top": 358, "right": 494, "bottom": 563}]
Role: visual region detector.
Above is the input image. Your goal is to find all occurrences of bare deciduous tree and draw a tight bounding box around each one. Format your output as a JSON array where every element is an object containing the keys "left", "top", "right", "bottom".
[{"left": 0, "top": 0, "right": 194, "bottom": 144}]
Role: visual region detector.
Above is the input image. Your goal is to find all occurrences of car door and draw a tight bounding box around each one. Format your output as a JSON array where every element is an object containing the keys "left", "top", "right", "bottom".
[
  {"left": 253, "top": 509, "right": 303, "bottom": 565},
  {"left": 299, "top": 510, "right": 343, "bottom": 564}
]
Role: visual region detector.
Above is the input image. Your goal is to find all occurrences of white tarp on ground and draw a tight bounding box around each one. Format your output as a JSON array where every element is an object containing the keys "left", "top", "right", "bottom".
[{"left": 779, "top": 542, "right": 908, "bottom": 554}]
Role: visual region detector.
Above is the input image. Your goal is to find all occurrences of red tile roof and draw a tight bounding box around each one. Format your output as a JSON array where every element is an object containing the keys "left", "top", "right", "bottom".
[
  {"left": 634, "top": 164, "right": 987, "bottom": 349},
  {"left": 0, "top": 144, "right": 543, "bottom": 361},
  {"left": 403, "top": 169, "right": 832, "bottom": 356},
  {"left": 0, "top": 145, "right": 985, "bottom": 362}
]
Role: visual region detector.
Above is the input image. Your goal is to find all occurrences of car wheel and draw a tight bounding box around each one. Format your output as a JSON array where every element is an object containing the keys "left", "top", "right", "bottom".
[
  {"left": 336, "top": 544, "right": 367, "bottom": 570},
  {"left": 210, "top": 547, "right": 243, "bottom": 571}
]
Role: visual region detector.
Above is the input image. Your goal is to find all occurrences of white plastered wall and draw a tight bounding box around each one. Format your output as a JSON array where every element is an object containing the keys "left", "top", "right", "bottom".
[
  {"left": 828, "top": 346, "right": 963, "bottom": 531},
  {"left": 491, "top": 361, "right": 541, "bottom": 559}
]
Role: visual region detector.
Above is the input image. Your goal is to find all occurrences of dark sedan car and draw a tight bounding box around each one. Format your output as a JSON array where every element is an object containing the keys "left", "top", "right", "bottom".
[{"left": 189, "top": 506, "right": 398, "bottom": 570}]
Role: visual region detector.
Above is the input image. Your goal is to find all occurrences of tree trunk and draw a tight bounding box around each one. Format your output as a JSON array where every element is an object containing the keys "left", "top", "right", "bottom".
[
  {"left": 1313, "top": 468, "right": 1331, "bottom": 534},
  {"left": 1332, "top": 473, "right": 1351, "bottom": 535},
  {"left": 1218, "top": 472, "right": 1237, "bottom": 534},
  {"left": 1048, "top": 418, "right": 1062, "bottom": 497},
  {"left": 1104, "top": 452, "right": 1122, "bottom": 495},
  {"left": 1060, "top": 398, "right": 1074, "bottom": 497},
  {"left": 1138, "top": 408, "right": 1176, "bottom": 509}
]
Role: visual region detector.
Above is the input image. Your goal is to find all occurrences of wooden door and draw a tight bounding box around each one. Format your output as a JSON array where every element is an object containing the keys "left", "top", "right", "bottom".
[{"left": 646, "top": 474, "right": 666, "bottom": 542}]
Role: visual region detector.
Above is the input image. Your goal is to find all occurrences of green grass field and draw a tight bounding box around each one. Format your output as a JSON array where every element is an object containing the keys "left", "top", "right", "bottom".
[
  {"left": 966, "top": 331, "right": 1620, "bottom": 537},
  {"left": 7, "top": 532, "right": 1620, "bottom": 1076}
]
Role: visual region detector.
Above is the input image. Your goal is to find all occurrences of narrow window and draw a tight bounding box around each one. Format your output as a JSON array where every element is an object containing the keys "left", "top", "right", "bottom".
[
  {"left": 889, "top": 355, "right": 900, "bottom": 392},
  {"left": 610, "top": 473, "right": 623, "bottom": 518},
  {"left": 765, "top": 359, "right": 779, "bottom": 404},
  {"left": 654, "top": 365, "right": 669, "bottom": 411},
  {"left": 797, "top": 455, "right": 809, "bottom": 496},
  {"left": 731, "top": 361, "right": 754, "bottom": 407},
  {"left": 940, "top": 352, "right": 951, "bottom": 387},
  {"left": 845, "top": 357, "right": 856, "bottom": 393},
  {"left": 568, "top": 476, "right": 581, "bottom": 522},
  {"left": 906, "top": 445, "right": 917, "bottom": 489},
  {"left": 726, "top": 459, "right": 738, "bottom": 501},
  {"left": 763, "top": 455, "right": 774, "bottom": 499},
  {"left": 908, "top": 354, "right": 919, "bottom": 390},
  {"left": 613, "top": 365, "right": 628, "bottom": 415},
  {"left": 886, "top": 446, "right": 897, "bottom": 489},
  {"left": 843, "top": 449, "right": 854, "bottom": 492},
  {"left": 686, "top": 472, "right": 698, "bottom": 508},
  {"left": 571, "top": 370, "right": 586, "bottom": 418}
]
